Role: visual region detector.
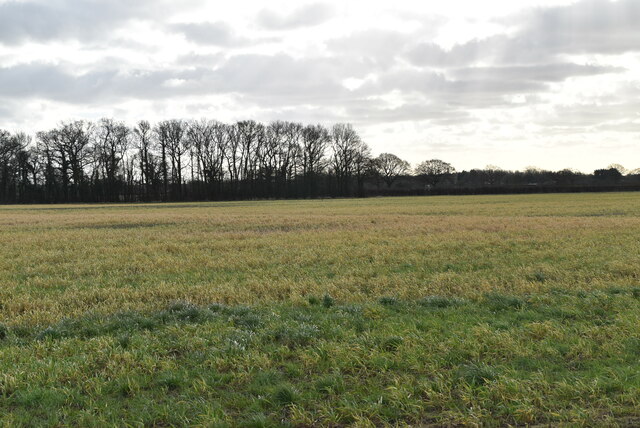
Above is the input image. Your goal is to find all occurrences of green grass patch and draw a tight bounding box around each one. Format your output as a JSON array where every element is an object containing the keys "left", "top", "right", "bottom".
[{"left": 1, "top": 289, "right": 640, "bottom": 425}]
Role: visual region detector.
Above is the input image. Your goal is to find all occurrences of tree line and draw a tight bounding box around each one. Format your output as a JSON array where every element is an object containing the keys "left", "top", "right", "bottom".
[{"left": 1, "top": 119, "right": 638, "bottom": 203}]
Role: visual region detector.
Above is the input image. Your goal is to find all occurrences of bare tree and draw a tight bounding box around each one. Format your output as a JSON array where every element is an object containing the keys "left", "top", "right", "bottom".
[
  {"left": 482, "top": 165, "right": 505, "bottom": 186},
  {"left": 330, "top": 123, "right": 366, "bottom": 195},
  {"left": 187, "top": 119, "right": 227, "bottom": 198},
  {"left": 186, "top": 119, "right": 213, "bottom": 183},
  {"left": 301, "top": 124, "right": 329, "bottom": 195},
  {"left": 210, "top": 122, "right": 229, "bottom": 188},
  {"left": 155, "top": 120, "right": 189, "bottom": 200},
  {"left": 94, "top": 118, "right": 130, "bottom": 201},
  {"left": 154, "top": 121, "right": 171, "bottom": 201},
  {"left": 607, "top": 163, "right": 628, "bottom": 175},
  {"left": 224, "top": 123, "right": 242, "bottom": 193},
  {"left": 259, "top": 121, "right": 285, "bottom": 193},
  {"left": 166, "top": 120, "right": 189, "bottom": 199},
  {"left": 375, "top": 153, "right": 410, "bottom": 188},
  {"left": 12, "top": 116, "right": 633, "bottom": 203},
  {"left": 237, "top": 120, "right": 263, "bottom": 188},
  {"left": 0, "top": 131, "right": 21, "bottom": 201},
  {"left": 35, "top": 121, "right": 93, "bottom": 201},
  {"left": 34, "top": 131, "right": 60, "bottom": 201},
  {"left": 133, "top": 120, "right": 157, "bottom": 200},
  {"left": 415, "top": 159, "right": 455, "bottom": 187},
  {"left": 352, "top": 141, "right": 373, "bottom": 197},
  {"left": 63, "top": 121, "right": 93, "bottom": 200},
  {"left": 281, "top": 122, "right": 302, "bottom": 184}
]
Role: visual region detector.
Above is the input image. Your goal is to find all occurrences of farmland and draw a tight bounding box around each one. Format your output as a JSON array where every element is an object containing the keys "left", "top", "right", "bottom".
[{"left": 1, "top": 192, "right": 640, "bottom": 426}]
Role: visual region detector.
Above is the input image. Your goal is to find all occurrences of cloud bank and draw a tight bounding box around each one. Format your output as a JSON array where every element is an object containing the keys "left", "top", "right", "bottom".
[{"left": 0, "top": 0, "right": 638, "bottom": 171}]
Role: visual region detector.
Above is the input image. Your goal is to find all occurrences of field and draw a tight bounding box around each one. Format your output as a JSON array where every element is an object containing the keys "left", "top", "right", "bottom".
[{"left": 1, "top": 193, "right": 640, "bottom": 426}]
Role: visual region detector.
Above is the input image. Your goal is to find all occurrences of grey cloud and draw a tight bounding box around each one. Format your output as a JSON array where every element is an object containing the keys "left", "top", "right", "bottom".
[
  {"left": 204, "top": 54, "right": 350, "bottom": 102},
  {"left": 326, "top": 30, "right": 411, "bottom": 70},
  {"left": 257, "top": 2, "right": 333, "bottom": 30},
  {"left": 249, "top": 105, "right": 345, "bottom": 125},
  {"left": 236, "top": 99, "right": 472, "bottom": 128},
  {"left": 0, "top": 0, "right": 178, "bottom": 45},
  {"left": 407, "top": 36, "right": 567, "bottom": 68},
  {"left": 0, "top": 54, "right": 353, "bottom": 104},
  {"left": 406, "top": 41, "right": 485, "bottom": 68},
  {"left": 602, "top": 84, "right": 640, "bottom": 104},
  {"left": 2, "top": 0, "right": 639, "bottom": 135},
  {"left": 174, "top": 53, "right": 226, "bottom": 67},
  {"left": 596, "top": 122, "right": 640, "bottom": 133},
  {"left": 209, "top": 54, "right": 542, "bottom": 111},
  {"left": 361, "top": 69, "right": 546, "bottom": 108},
  {"left": 346, "top": 101, "right": 473, "bottom": 125},
  {"left": 0, "top": 53, "right": 554, "bottom": 112},
  {"left": 0, "top": 63, "right": 145, "bottom": 103},
  {"left": 0, "top": 61, "right": 225, "bottom": 104},
  {"left": 520, "top": 0, "right": 640, "bottom": 56},
  {"left": 449, "top": 63, "right": 625, "bottom": 83},
  {"left": 407, "top": 0, "right": 640, "bottom": 68},
  {"left": 541, "top": 102, "right": 640, "bottom": 129},
  {"left": 0, "top": 101, "right": 14, "bottom": 122},
  {"left": 170, "top": 22, "right": 246, "bottom": 46}
]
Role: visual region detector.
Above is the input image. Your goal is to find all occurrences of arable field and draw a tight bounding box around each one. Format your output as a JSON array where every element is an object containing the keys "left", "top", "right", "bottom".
[{"left": 1, "top": 193, "right": 640, "bottom": 426}]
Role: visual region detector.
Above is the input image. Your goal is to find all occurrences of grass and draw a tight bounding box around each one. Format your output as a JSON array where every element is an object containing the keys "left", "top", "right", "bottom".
[
  {"left": 0, "top": 192, "right": 639, "bottom": 425},
  {"left": 2, "top": 290, "right": 640, "bottom": 425}
]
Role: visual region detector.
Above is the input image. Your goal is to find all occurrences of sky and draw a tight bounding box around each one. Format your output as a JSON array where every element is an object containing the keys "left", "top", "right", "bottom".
[{"left": 0, "top": 0, "right": 638, "bottom": 172}]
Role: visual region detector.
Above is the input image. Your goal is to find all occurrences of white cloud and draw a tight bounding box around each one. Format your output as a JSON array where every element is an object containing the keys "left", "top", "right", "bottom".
[
  {"left": 169, "top": 21, "right": 248, "bottom": 46},
  {"left": 256, "top": 3, "right": 334, "bottom": 30}
]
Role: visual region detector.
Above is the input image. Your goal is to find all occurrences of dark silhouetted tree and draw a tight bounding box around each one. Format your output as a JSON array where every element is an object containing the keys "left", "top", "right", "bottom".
[
  {"left": 415, "top": 159, "right": 455, "bottom": 186},
  {"left": 374, "top": 153, "right": 410, "bottom": 188}
]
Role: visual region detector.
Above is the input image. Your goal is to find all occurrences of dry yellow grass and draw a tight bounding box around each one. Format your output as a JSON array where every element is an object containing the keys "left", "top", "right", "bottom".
[{"left": 1, "top": 192, "right": 639, "bottom": 326}]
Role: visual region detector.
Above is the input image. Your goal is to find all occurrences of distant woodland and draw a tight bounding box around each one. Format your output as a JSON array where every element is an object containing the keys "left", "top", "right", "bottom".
[{"left": 1, "top": 119, "right": 639, "bottom": 203}]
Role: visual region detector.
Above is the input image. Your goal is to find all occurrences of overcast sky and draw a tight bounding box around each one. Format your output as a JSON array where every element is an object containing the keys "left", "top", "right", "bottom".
[{"left": 0, "top": 0, "right": 638, "bottom": 172}]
